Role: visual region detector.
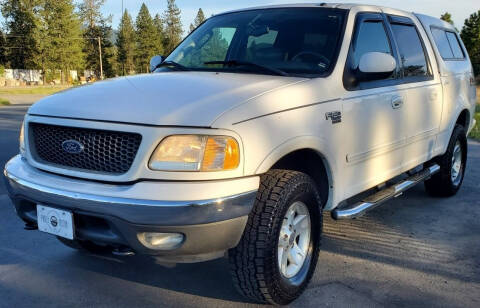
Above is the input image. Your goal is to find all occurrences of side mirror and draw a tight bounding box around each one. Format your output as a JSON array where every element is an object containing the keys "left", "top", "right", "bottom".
[
  {"left": 149, "top": 55, "right": 164, "bottom": 73},
  {"left": 357, "top": 52, "right": 396, "bottom": 81}
]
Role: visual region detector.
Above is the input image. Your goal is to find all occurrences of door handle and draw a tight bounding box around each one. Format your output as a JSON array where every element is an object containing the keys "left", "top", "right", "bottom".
[{"left": 391, "top": 97, "right": 403, "bottom": 109}]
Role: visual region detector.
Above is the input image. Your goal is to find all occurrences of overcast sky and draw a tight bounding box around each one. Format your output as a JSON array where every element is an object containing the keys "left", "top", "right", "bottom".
[{"left": 104, "top": 0, "right": 479, "bottom": 33}]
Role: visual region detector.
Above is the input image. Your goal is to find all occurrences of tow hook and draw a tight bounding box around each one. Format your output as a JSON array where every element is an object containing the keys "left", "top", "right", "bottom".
[
  {"left": 24, "top": 222, "right": 38, "bottom": 230},
  {"left": 112, "top": 248, "right": 135, "bottom": 257}
]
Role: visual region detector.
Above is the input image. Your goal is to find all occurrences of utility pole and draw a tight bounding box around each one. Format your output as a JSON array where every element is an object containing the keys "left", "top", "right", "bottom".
[{"left": 97, "top": 37, "right": 103, "bottom": 80}]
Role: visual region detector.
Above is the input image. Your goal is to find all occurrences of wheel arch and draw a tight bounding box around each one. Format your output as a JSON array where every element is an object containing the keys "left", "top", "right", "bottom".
[
  {"left": 254, "top": 136, "right": 339, "bottom": 210},
  {"left": 456, "top": 108, "right": 470, "bottom": 130}
]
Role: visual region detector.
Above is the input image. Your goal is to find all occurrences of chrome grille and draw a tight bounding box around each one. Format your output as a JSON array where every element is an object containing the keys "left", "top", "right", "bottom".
[{"left": 29, "top": 123, "right": 142, "bottom": 174}]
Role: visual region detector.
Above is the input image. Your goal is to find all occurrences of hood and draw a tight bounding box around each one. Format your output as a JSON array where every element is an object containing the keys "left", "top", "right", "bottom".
[{"left": 28, "top": 72, "right": 306, "bottom": 127}]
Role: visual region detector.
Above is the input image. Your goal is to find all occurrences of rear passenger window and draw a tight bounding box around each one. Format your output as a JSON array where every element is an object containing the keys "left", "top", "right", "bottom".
[
  {"left": 431, "top": 28, "right": 454, "bottom": 58},
  {"left": 391, "top": 24, "right": 430, "bottom": 78},
  {"left": 431, "top": 28, "right": 465, "bottom": 60},
  {"left": 445, "top": 32, "right": 464, "bottom": 58},
  {"left": 353, "top": 21, "right": 392, "bottom": 69}
]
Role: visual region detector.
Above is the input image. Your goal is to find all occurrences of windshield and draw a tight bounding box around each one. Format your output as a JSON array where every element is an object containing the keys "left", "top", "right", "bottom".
[{"left": 162, "top": 8, "right": 347, "bottom": 77}]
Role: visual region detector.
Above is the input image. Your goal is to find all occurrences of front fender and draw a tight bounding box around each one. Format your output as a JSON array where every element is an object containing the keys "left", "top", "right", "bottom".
[{"left": 254, "top": 135, "right": 341, "bottom": 210}]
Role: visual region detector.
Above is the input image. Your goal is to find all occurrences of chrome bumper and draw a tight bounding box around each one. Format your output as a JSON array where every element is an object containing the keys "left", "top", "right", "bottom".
[{"left": 3, "top": 156, "right": 258, "bottom": 261}]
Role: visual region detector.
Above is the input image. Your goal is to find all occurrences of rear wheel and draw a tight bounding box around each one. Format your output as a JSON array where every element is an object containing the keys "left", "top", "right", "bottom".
[
  {"left": 425, "top": 124, "right": 467, "bottom": 197},
  {"left": 229, "top": 169, "right": 323, "bottom": 305}
]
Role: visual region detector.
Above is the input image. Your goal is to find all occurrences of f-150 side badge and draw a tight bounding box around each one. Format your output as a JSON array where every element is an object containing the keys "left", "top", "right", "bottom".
[{"left": 325, "top": 111, "right": 342, "bottom": 124}]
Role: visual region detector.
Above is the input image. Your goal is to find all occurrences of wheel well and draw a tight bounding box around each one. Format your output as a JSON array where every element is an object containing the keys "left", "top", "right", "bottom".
[
  {"left": 456, "top": 109, "right": 470, "bottom": 129},
  {"left": 270, "top": 149, "right": 330, "bottom": 202}
]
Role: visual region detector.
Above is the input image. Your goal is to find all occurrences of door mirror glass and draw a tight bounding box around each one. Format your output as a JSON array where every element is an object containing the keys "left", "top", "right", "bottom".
[
  {"left": 358, "top": 52, "right": 396, "bottom": 80},
  {"left": 149, "top": 55, "right": 164, "bottom": 73}
]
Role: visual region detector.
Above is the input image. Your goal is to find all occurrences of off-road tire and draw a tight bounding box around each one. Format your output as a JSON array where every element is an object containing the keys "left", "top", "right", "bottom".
[
  {"left": 424, "top": 124, "right": 467, "bottom": 197},
  {"left": 229, "top": 169, "right": 323, "bottom": 305}
]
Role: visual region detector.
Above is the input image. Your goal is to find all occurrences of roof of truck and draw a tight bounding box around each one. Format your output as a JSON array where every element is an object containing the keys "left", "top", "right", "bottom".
[
  {"left": 219, "top": 3, "right": 456, "bottom": 32},
  {"left": 220, "top": 3, "right": 427, "bottom": 21}
]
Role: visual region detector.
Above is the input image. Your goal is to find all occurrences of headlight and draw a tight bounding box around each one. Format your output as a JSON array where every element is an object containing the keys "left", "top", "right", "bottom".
[
  {"left": 19, "top": 119, "right": 26, "bottom": 156},
  {"left": 149, "top": 135, "right": 240, "bottom": 171}
]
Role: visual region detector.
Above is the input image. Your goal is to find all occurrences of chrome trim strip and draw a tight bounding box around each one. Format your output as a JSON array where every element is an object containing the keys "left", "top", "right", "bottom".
[
  {"left": 332, "top": 164, "right": 440, "bottom": 220},
  {"left": 4, "top": 167, "right": 258, "bottom": 208}
]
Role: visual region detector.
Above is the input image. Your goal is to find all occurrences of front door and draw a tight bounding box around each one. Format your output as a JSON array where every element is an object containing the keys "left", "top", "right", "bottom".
[{"left": 341, "top": 13, "right": 407, "bottom": 197}]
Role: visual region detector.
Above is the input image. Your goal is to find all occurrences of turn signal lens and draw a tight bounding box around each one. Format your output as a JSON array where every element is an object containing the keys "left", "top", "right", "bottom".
[
  {"left": 201, "top": 136, "right": 240, "bottom": 171},
  {"left": 149, "top": 135, "right": 240, "bottom": 172}
]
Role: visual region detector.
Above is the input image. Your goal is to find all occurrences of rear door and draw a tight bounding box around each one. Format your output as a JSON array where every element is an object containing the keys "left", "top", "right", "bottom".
[{"left": 386, "top": 15, "right": 442, "bottom": 168}]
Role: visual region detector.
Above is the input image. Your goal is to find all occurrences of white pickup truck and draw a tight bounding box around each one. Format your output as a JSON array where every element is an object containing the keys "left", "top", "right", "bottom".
[{"left": 3, "top": 3, "right": 477, "bottom": 305}]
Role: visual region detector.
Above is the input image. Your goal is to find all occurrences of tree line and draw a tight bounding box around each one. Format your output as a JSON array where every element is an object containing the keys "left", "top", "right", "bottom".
[
  {"left": 0, "top": 0, "right": 206, "bottom": 82},
  {"left": 1, "top": 2, "right": 479, "bottom": 82}
]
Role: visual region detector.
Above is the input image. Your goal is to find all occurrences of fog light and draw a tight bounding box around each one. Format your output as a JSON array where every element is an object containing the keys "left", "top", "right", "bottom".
[{"left": 137, "top": 232, "right": 184, "bottom": 250}]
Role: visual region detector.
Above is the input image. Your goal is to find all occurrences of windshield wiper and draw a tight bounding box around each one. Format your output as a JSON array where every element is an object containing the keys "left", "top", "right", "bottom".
[
  {"left": 204, "top": 60, "right": 289, "bottom": 76},
  {"left": 155, "top": 60, "right": 189, "bottom": 71}
]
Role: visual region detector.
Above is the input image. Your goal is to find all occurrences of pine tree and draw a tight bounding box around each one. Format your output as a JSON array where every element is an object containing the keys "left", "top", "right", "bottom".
[
  {"left": 181, "top": 27, "right": 229, "bottom": 68},
  {"left": 0, "top": 30, "right": 7, "bottom": 66},
  {"left": 193, "top": 8, "right": 205, "bottom": 29},
  {"left": 35, "top": 0, "right": 84, "bottom": 84},
  {"left": 461, "top": 11, "right": 480, "bottom": 75},
  {"left": 163, "top": 0, "right": 183, "bottom": 54},
  {"left": 79, "top": 0, "right": 114, "bottom": 78},
  {"left": 1, "top": 0, "right": 39, "bottom": 69},
  {"left": 440, "top": 12, "right": 454, "bottom": 25},
  {"left": 116, "top": 9, "right": 135, "bottom": 75},
  {"left": 135, "top": 3, "right": 158, "bottom": 73},
  {"left": 189, "top": 8, "right": 205, "bottom": 33},
  {"left": 153, "top": 13, "right": 165, "bottom": 55}
]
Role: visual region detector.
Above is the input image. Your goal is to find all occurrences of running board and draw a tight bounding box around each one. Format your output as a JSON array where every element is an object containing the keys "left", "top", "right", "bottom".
[{"left": 331, "top": 164, "right": 440, "bottom": 220}]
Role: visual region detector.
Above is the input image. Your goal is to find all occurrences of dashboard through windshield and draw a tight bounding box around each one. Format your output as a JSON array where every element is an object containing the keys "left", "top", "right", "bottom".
[{"left": 161, "top": 8, "right": 347, "bottom": 77}]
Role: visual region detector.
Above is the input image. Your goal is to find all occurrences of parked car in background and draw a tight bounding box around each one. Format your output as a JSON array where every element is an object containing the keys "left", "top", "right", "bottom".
[{"left": 3, "top": 3, "right": 476, "bottom": 305}]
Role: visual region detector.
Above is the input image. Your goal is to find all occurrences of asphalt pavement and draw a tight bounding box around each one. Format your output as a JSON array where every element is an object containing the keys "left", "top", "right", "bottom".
[{"left": 0, "top": 104, "right": 479, "bottom": 307}]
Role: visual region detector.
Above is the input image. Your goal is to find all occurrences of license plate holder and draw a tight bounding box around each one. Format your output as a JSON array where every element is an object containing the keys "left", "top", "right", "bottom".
[{"left": 36, "top": 205, "right": 74, "bottom": 240}]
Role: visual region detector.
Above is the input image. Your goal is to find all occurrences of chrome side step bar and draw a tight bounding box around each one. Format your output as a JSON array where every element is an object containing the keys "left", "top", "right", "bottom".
[{"left": 332, "top": 164, "right": 440, "bottom": 220}]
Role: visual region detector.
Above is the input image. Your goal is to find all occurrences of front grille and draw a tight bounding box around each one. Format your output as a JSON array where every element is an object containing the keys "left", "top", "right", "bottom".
[{"left": 29, "top": 123, "right": 142, "bottom": 174}]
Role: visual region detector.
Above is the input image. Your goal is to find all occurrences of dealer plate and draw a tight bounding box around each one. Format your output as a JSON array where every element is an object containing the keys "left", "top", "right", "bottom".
[{"left": 36, "top": 205, "right": 74, "bottom": 240}]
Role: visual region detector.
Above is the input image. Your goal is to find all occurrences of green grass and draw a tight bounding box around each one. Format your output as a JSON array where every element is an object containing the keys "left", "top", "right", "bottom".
[
  {"left": 0, "top": 98, "right": 10, "bottom": 106},
  {"left": 0, "top": 86, "right": 70, "bottom": 95},
  {"left": 469, "top": 107, "right": 480, "bottom": 141}
]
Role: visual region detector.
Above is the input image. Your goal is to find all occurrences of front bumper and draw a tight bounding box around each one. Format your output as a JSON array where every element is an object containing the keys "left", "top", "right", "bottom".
[{"left": 3, "top": 155, "right": 259, "bottom": 262}]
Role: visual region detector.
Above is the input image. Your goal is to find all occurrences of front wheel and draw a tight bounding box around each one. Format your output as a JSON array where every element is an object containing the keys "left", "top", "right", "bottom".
[
  {"left": 424, "top": 124, "right": 467, "bottom": 197},
  {"left": 229, "top": 170, "right": 323, "bottom": 305}
]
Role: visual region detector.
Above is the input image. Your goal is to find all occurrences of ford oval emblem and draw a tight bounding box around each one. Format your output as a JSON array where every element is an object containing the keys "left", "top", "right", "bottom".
[{"left": 62, "top": 140, "right": 84, "bottom": 154}]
